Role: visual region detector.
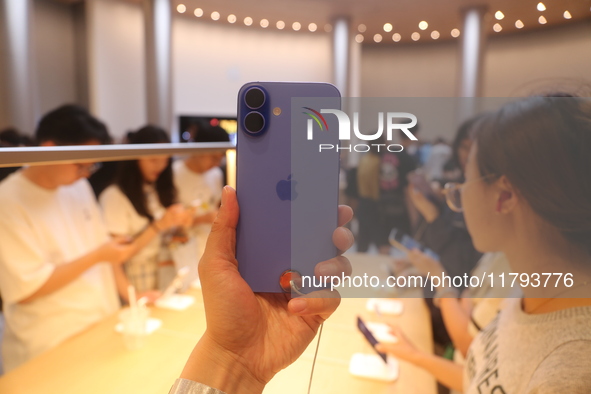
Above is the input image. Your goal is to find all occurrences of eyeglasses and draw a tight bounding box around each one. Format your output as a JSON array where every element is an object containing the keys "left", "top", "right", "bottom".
[
  {"left": 444, "top": 174, "right": 497, "bottom": 213},
  {"left": 75, "top": 162, "right": 102, "bottom": 176}
]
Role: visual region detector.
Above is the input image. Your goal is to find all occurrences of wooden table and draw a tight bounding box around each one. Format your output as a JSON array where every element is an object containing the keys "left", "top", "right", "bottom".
[{"left": 0, "top": 253, "right": 436, "bottom": 394}]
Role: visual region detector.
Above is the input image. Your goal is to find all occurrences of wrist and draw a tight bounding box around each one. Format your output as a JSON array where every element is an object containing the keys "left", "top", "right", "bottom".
[
  {"left": 180, "top": 333, "right": 266, "bottom": 394},
  {"left": 410, "top": 349, "right": 433, "bottom": 367},
  {"left": 424, "top": 210, "right": 439, "bottom": 223},
  {"left": 91, "top": 245, "right": 109, "bottom": 264},
  {"left": 151, "top": 220, "right": 164, "bottom": 233}
]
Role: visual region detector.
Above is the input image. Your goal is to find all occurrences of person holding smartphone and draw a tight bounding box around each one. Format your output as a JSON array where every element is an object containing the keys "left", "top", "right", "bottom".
[
  {"left": 171, "top": 186, "right": 355, "bottom": 393},
  {"left": 377, "top": 95, "right": 591, "bottom": 393},
  {"left": 0, "top": 105, "right": 143, "bottom": 371},
  {"left": 100, "top": 126, "right": 193, "bottom": 295}
]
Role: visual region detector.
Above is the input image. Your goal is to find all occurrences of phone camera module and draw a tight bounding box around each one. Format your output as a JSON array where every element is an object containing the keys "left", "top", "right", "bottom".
[
  {"left": 244, "top": 87, "right": 266, "bottom": 109},
  {"left": 244, "top": 111, "right": 265, "bottom": 134}
]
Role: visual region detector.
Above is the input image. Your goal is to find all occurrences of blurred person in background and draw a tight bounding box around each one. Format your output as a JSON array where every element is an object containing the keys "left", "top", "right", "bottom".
[
  {"left": 356, "top": 135, "right": 416, "bottom": 254},
  {"left": 441, "top": 121, "right": 474, "bottom": 184},
  {"left": 99, "top": 126, "right": 193, "bottom": 294},
  {"left": 403, "top": 117, "right": 483, "bottom": 347},
  {"left": 379, "top": 95, "right": 591, "bottom": 393},
  {"left": 0, "top": 128, "right": 28, "bottom": 182},
  {"left": 0, "top": 105, "right": 142, "bottom": 371},
  {"left": 173, "top": 125, "right": 229, "bottom": 260},
  {"left": 423, "top": 137, "right": 452, "bottom": 182}
]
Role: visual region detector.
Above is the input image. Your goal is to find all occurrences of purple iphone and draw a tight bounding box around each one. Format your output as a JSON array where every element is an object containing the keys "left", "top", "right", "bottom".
[{"left": 236, "top": 82, "right": 341, "bottom": 293}]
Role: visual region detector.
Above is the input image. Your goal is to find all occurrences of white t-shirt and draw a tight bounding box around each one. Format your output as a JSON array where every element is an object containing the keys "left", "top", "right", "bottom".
[
  {"left": 464, "top": 297, "right": 591, "bottom": 393},
  {"left": 173, "top": 160, "right": 223, "bottom": 259},
  {"left": 99, "top": 184, "right": 165, "bottom": 292},
  {"left": 0, "top": 172, "right": 120, "bottom": 371}
]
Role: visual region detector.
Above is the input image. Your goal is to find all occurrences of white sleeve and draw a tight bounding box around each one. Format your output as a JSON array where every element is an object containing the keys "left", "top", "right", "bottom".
[
  {"left": 0, "top": 202, "right": 55, "bottom": 304},
  {"left": 99, "top": 186, "right": 132, "bottom": 236}
]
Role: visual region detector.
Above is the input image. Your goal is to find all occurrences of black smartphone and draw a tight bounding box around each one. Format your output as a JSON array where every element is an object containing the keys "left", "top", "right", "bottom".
[{"left": 357, "top": 316, "right": 387, "bottom": 363}]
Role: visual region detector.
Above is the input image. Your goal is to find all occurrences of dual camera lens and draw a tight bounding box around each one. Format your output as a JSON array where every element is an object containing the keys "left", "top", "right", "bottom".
[{"left": 243, "top": 87, "right": 266, "bottom": 134}]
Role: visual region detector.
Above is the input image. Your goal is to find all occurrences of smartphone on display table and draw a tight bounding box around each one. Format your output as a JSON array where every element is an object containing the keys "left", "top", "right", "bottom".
[
  {"left": 236, "top": 82, "right": 341, "bottom": 293},
  {"left": 389, "top": 228, "right": 440, "bottom": 260},
  {"left": 357, "top": 317, "right": 388, "bottom": 363}
]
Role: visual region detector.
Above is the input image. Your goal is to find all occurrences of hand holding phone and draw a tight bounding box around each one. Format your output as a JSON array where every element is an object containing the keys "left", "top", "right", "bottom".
[{"left": 236, "top": 82, "right": 341, "bottom": 293}]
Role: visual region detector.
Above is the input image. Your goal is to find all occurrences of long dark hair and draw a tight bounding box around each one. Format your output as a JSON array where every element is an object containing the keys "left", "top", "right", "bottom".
[
  {"left": 474, "top": 95, "right": 591, "bottom": 253},
  {"left": 451, "top": 115, "right": 482, "bottom": 171},
  {"left": 116, "top": 125, "right": 176, "bottom": 221}
]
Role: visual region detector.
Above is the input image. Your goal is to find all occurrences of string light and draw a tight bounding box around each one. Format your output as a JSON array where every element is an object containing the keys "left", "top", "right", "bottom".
[
  {"left": 392, "top": 33, "right": 401, "bottom": 42},
  {"left": 418, "top": 21, "right": 428, "bottom": 30},
  {"left": 308, "top": 23, "right": 317, "bottom": 32},
  {"left": 538, "top": 15, "right": 547, "bottom": 24},
  {"left": 451, "top": 28, "right": 460, "bottom": 37},
  {"left": 411, "top": 32, "right": 420, "bottom": 41},
  {"left": 383, "top": 23, "right": 393, "bottom": 32},
  {"left": 493, "top": 23, "right": 502, "bottom": 32},
  {"left": 244, "top": 17, "right": 253, "bottom": 26},
  {"left": 515, "top": 19, "right": 524, "bottom": 29},
  {"left": 211, "top": 11, "right": 220, "bottom": 21},
  {"left": 563, "top": 11, "right": 572, "bottom": 19},
  {"left": 292, "top": 22, "right": 301, "bottom": 31},
  {"left": 431, "top": 30, "right": 440, "bottom": 39},
  {"left": 324, "top": 24, "right": 332, "bottom": 32},
  {"left": 374, "top": 34, "right": 382, "bottom": 43},
  {"left": 276, "top": 20, "right": 285, "bottom": 30},
  {"left": 177, "top": 4, "right": 186, "bottom": 13},
  {"left": 355, "top": 34, "right": 364, "bottom": 43},
  {"left": 495, "top": 11, "right": 505, "bottom": 20},
  {"left": 227, "top": 14, "right": 236, "bottom": 24},
  {"left": 537, "top": 2, "right": 546, "bottom": 12},
  {"left": 358, "top": 24, "right": 367, "bottom": 33},
  {"left": 260, "top": 19, "right": 269, "bottom": 28},
  {"left": 194, "top": 8, "right": 203, "bottom": 17}
]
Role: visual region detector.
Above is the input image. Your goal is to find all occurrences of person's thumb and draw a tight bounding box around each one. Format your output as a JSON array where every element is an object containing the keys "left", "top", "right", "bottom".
[{"left": 201, "top": 186, "right": 240, "bottom": 267}]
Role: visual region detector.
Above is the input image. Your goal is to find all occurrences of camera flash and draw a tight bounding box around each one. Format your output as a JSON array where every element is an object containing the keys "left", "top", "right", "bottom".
[{"left": 273, "top": 107, "right": 282, "bottom": 116}]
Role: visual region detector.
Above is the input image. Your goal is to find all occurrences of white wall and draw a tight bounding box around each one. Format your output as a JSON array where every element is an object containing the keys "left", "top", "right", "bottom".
[
  {"left": 483, "top": 22, "right": 591, "bottom": 96},
  {"left": 172, "top": 18, "right": 333, "bottom": 117},
  {"left": 86, "top": 0, "right": 146, "bottom": 139},
  {"left": 26, "top": 1, "right": 590, "bottom": 143},
  {"left": 361, "top": 40, "right": 459, "bottom": 97},
  {"left": 360, "top": 21, "right": 591, "bottom": 141},
  {"left": 33, "top": 0, "right": 77, "bottom": 118},
  {"left": 361, "top": 21, "right": 591, "bottom": 99}
]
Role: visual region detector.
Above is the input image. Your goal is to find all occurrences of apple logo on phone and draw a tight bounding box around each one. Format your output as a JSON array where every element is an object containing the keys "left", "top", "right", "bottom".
[{"left": 276, "top": 174, "right": 298, "bottom": 201}]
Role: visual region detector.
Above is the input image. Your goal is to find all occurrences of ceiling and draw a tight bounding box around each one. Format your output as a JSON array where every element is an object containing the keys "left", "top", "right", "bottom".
[{"left": 55, "top": 0, "right": 591, "bottom": 43}]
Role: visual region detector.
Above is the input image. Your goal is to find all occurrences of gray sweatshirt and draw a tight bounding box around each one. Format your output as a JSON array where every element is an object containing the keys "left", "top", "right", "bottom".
[{"left": 464, "top": 297, "right": 591, "bottom": 393}]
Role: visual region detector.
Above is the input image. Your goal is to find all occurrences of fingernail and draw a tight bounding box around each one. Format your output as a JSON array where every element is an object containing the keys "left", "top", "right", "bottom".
[
  {"left": 290, "top": 298, "right": 307, "bottom": 313},
  {"left": 221, "top": 186, "right": 229, "bottom": 206},
  {"left": 317, "top": 261, "right": 338, "bottom": 276}
]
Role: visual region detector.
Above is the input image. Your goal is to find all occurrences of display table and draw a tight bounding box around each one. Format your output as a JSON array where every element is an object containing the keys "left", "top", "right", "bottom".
[{"left": 0, "top": 253, "right": 436, "bottom": 394}]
